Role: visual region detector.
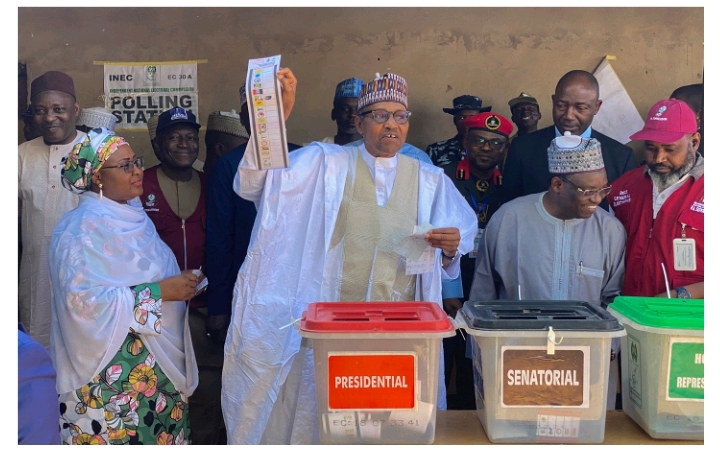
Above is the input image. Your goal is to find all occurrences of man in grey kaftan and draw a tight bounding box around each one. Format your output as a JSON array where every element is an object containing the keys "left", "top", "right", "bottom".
[{"left": 469, "top": 134, "right": 627, "bottom": 410}]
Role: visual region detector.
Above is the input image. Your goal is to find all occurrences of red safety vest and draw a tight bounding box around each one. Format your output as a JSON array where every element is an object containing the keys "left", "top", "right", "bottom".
[{"left": 609, "top": 167, "right": 704, "bottom": 297}]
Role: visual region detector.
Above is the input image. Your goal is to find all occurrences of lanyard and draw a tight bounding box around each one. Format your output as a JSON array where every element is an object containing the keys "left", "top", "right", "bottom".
[{"left": 470, "top": 194, "right": 491, "bottom": 227}]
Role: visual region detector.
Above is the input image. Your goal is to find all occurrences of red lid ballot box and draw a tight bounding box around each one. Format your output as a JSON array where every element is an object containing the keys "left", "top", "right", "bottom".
[{"left": 299, "top": 302, "right": 455, "bottom": 444}]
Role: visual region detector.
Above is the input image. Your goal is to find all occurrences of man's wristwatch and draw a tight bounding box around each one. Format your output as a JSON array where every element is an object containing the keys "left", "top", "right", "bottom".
[
  {"left": 676, "top": 286, "right": 691, "bottom": 299},
  {"left": 441, "top": 250, "right": 458, "bottom": 261}
]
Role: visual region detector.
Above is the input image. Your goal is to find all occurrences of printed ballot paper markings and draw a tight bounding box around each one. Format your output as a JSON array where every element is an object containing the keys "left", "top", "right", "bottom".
[
  {"left": 667, "top": 340, "right": 704, "bottom": 401},
  {"left": 245, "top": 55, "right": 289, "bottom": 169},
  {"left": 501, "top": 346, "right": 590, "bottom": 408},
  {"left": 328, "top": 352, "right": 417, "bottom": 410}
]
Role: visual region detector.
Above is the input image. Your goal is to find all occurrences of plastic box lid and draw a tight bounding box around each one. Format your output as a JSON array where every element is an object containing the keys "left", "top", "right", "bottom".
[
  {"left": 299, "top": 301, "right": 454, "bottom": 333},
  {"left": 460, "top": 300, "right": 622, "bottom": 332},
  {"left": 608, "top": 296, "right": 704, "bottom": 330}
]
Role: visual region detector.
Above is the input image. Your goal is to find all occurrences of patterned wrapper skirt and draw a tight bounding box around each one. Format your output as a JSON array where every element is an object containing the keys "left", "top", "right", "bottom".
[{"left": 59, "top": 333, "right": 191, "bottom": 445}]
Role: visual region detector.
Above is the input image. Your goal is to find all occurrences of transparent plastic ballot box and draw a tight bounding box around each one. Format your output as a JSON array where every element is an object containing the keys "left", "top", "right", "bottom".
[
  {"left": 608, "top": 296, "right": 703, "bottom": 440},
  {"left": 456, "top": 300, "right": 625, "bottom": 443},
  {"left": 299, "top": 301, "right": 455, "bottom": 444}
]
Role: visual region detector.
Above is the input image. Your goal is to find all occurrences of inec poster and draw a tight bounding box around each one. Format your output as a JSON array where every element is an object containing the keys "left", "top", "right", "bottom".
[{"left": 103, "top": 62, "right": 199, "bottom": 130}]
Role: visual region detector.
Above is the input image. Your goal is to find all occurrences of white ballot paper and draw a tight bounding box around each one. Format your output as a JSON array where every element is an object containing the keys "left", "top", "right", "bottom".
[
  {"left": 396, "top": 223, "right": 436, "bottom": 275},
  {"left": 245, "top": 55, "right": 289, "bottom": 169}
]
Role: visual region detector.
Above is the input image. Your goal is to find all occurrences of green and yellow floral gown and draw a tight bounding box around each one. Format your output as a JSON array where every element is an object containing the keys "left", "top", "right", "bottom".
[{"left": 58, "top": 283, "right": 190, "bottom": 445}]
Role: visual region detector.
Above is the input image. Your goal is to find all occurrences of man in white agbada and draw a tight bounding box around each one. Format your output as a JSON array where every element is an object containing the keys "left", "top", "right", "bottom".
[
  {"left": 469, "top": 133, "right": 627, "bottom": 409},
  {"left": 18, "top": 71, "right": 85, "bottom": 349},
  {"left": 221, "top": 69, "right": 477, "bottom": 444}
]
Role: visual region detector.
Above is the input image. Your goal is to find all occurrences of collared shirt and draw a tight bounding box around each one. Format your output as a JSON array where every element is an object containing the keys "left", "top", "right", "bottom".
[
  {"left": 346, "top": 139, "right": 432, "bottom": 164},
  {"left": 555, "top": 125, "right": 593, "bottom": 138},
  {"left": 359, "top": 144, "right": 398, "bottom": 206},
  {"left": 652, "top": 174, "right": 690, "bottom": 219}
]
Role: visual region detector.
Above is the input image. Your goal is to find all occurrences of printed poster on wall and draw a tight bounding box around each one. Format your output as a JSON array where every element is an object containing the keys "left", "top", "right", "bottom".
[{"left": 103, "top": 62, "right": 199, "bottom": 130}]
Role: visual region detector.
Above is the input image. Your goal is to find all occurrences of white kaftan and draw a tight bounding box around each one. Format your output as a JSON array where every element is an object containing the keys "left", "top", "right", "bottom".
[{"left": 18, "top": 132, "right": 85, "bottom": 349}]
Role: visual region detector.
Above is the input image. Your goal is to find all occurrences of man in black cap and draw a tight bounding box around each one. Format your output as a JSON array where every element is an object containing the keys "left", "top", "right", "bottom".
[
  {"left": 140, "top": 106, "right": 206, "bottom": 279},
  {"left": 426, "top": 95, "right": 491, "bottom": 167},
  {"left": 140, "top": 106, "right": 214, "bottom": 442},
  {"left": 18, "top": 70, "right": 86, "bottom": 349}
]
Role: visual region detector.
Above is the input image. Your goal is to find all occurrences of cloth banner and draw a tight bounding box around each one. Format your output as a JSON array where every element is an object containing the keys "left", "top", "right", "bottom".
[
  {"left": 591, "top": 57, "right": 645, "bottom": 145},
  {"left": 103, "top": 62, "right": 199, "bottom": 130}
]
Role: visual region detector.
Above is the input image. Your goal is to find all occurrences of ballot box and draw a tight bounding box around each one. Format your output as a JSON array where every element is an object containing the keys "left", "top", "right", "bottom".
[
  {"left": 299, "top": 302, "right": 455, "bottom": 444},
  {"left": 609, "top": 296, "right": 704, "bottom": 440},
  {"left": 458, "top": 300, "right": 625, "bottom": 443}
]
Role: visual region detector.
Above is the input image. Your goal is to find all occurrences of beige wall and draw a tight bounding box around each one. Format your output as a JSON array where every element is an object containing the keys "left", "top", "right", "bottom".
[{"left": 18, "top": 7, "right": 703, "bottom": 166}]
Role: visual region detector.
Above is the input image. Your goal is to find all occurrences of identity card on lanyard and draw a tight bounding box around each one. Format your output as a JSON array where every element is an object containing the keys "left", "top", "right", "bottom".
[{"left": 673, "top": 224, "right": 697, "bottom": 271}]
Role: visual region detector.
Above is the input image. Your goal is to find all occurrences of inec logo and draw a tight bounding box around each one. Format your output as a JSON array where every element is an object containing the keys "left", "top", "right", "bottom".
[{"left": 145, "top": 65, "right": 158, "bottom": 86}]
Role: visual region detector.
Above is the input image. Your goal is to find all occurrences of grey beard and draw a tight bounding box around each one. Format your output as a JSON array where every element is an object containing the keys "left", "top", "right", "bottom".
[{"left": 648, "top": 148, "right": 696, "bottom": 190}]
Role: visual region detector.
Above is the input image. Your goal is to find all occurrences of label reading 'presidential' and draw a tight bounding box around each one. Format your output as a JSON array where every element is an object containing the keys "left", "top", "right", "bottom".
[
  {"left": 501, "top": 347, "right": 589, "bottom": 408},
  {"left": 328, "top": 352, "right": 416, "bottom": 411}
]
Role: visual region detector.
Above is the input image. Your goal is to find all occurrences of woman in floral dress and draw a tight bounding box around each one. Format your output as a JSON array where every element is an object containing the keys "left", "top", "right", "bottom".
[{"left": 49, "top": 128, "right": 200, "bottom": 444}]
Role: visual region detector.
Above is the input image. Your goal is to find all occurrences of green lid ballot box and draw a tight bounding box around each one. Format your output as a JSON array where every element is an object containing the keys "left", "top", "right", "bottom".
[{"left": 608, "top": 296, "right": 704, "bottom": 440}]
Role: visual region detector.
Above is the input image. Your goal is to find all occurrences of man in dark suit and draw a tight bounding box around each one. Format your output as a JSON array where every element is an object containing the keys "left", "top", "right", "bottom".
[{"left": 501, "top": 70, "right": 635, "bottom": 208}]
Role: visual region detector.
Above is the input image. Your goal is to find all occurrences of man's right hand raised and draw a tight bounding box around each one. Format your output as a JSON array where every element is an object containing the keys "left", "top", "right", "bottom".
[{"left": 276, "top": 67, "right": 297, "bottom": 121}]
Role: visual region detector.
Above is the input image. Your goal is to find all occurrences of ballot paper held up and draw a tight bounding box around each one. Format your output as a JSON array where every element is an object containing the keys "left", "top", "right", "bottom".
[{"left": 245, "top": 55, "right": 289, "bottom": 169}]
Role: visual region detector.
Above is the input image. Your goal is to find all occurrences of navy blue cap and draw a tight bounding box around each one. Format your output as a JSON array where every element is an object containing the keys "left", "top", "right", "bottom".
[{"left": 156, "top": 107, "right": 201, "bottom": 134}]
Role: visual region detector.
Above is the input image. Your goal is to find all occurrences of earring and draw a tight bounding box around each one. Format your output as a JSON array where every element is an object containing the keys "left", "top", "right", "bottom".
[{"left": 99, "top": 183, "right": 103, "bottom": 200}]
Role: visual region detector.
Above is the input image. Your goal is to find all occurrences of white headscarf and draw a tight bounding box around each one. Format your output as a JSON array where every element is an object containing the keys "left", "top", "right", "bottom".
[{"left": 49, "top": 191, "right": 197, "bottom": 395}]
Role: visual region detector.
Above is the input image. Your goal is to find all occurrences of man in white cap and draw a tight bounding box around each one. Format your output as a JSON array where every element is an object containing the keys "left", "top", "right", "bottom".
[
  {"left": 222, "top": 69, "right": 476, "bottom": 444},
  {"left": 18, "top": 70, "right": 85, "bottom": 349},
  {"left": 75, "top": 106, "right": 117, "bottom": 133},
  {"left": 204, "top": 109, "right": 249, "bottom": 174},
  {"left": 470, "top": 133, "right": 626, "bottom": 409}
]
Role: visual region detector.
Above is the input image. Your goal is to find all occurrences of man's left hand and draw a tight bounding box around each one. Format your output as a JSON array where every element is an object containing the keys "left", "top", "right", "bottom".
[{"left": 424, "top": 227, "right": 461, "bottom": 257}]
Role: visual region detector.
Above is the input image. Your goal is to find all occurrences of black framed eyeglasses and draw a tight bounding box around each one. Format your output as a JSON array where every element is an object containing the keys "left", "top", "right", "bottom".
[
  {"left": 467, "top": 136, "right": 507, "bottom": 151},
  {"left": 358, "top": 109, "right": 411, "bottom": 124},
  {"left": 103, "top": 157, "right": 144, "bottom": 174},
  {"left": 561, "top": 176, "right": 612, "bottom": 198}
]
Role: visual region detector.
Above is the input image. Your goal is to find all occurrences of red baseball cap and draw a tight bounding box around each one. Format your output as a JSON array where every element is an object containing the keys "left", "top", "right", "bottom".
[
  {"left": 630, "top": 98, "right": 698, "bottom": 144},
  {"left": 463, "top": 112, "right": 513, "bottom": 138}
]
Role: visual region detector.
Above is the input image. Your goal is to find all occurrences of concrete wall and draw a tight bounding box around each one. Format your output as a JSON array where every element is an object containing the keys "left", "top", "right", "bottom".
[{"left": 18, "top": 7, "right": 704, "bottom": 166}]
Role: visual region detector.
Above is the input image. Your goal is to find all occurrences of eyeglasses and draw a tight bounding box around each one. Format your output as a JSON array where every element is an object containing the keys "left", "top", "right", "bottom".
[
  {"left": 103, "top": 157, "right": 144, "bottom": 174},
  {"left": 561, "top": 176, "right": 612, "bottom": 198},
  {"left": 358, "top": 109, "right": 411, "bottom": 124},
  {"left": 467, "top": 137, "right": 507, "bottom": 151}
]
